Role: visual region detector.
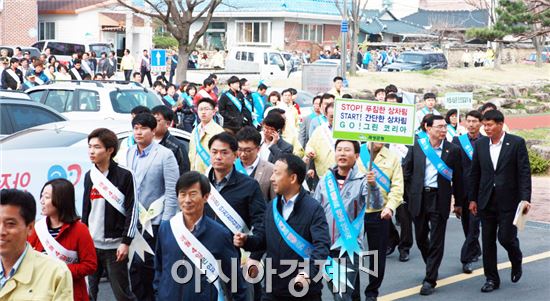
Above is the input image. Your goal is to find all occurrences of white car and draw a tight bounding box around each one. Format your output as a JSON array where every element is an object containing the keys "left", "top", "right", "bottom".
[
  {"left": 25, "top": 80, "right": 164, "bottom": 121},
  {"left": 0, "top": 120, "right": 190, "bottom": 214}
]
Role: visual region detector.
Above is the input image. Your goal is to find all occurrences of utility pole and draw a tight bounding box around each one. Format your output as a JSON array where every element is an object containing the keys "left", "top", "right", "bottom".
[{"left": 340, "top": 0, "right": 348, "bottom": 85}]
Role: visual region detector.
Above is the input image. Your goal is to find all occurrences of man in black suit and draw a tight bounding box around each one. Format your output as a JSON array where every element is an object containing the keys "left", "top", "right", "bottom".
[
  {"left": 259, "top": 112, "right": 293, "bottom": 164},
  {"left": 452, "top": 110, "right": 483, "bottom": 274},
  {"left": 469, "top": 109, "right": 531, "bottom": 293},
  {"left": 403, "top": 114, "right": 463, "bottom": 296}
]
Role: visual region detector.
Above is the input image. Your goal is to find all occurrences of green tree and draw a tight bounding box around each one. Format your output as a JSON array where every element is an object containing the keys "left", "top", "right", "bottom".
[{"left": 117, "top": 0, "right": 222, "bottom": 81}]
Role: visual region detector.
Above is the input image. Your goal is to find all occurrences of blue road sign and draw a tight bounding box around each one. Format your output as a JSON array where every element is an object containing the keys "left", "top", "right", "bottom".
[
  {"left": 341, "top": 20, "right": 348, "bottom": 33},
  {"left": 150, "top": 49, "right": 166, "bottom": 71}
]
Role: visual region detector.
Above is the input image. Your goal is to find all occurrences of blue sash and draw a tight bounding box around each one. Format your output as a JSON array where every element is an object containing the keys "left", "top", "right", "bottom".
[
  {"left": 447, "top": 124, "right": 457, "bottom": 138},
  {"left": 225, "top": 92, "right": 242, "bottom": 112},
  {"left": 234, "top": 159, "right": 248, "bottom": 175},
  {"left": 164, "top": 95, "right": 176, "bottom": 106},
  {"left": 243, "top": 98, "right": 260, "bottom": 127},
  {"left": 272, "top": 199, "right": 353, "bottom": 290},
  {"left": 324, "top": 172, "right": 362, "bottom": 261},
  {"left": 194, "top": 128, "right": 211, "bottom": 167},
  {"left": 251, "top": 92, "right": 265, "bottom": 122},
  {"left": 171, "top": 56, "right": 178, "bottom": 64},
  {"left": 359, "top": 144, "right": 391, "bottom": 193},
  {"left": 182, "top": 93, "right": 193, "bottom": 107},
  {"left": 417, "top": 130, "right": 428, "bottom": 140},
  {"left": 458, "top": 134, "right": 474, "bottom": 160},
  {"left": 417, "top": 137, "right": 453, "bottom": 181}
]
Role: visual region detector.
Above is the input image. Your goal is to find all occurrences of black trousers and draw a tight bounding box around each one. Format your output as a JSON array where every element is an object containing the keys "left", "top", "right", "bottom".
[
  {"left": 140, "top": 67, "right": 152, "bottom": 87},
  {"left": 479, "top": 194, "right": 522, "bottom": 284},
  {"left": 262, "top": 294, "right": 321, "bottom": 301},
  {"left": 364, "top": 211, "right": 389, "bottom": 298},
  {"left": 413, "top": 190, "right": 448, "bottom": 286},
  {"left": 130, "top": 225, "right": 159, "bottom": 301},
  {"left": 89, "top": 248, "right": 136, "bottom": 301},
  {"left": 396, "top": 200, "right": 414, "bottom": 253},
  {"left": 460, "top": 211, "right": 481, "bottom": 264},
  {"left": 123, "top": 69, "right": 132, "bottom": 81}
]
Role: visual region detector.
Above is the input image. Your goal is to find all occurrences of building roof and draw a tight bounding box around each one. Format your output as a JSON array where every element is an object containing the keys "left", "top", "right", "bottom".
[
  {"left": 101, "top": 12, "right": 145, "bottom": 27},
  {"left": 360, "top": 8, "right": 426, "bottom": 36},
  {"left": 402, "top": 9, "right": 489, "bottom": 29},
  {"left": 212, "top": 0, "right": 344, "bottom": 16},
  {"left": 418, "top": 0, "right": 480, "bottom": 11},
  {"left": 38, "top": 0, "right": 116, "bottom": 14}
]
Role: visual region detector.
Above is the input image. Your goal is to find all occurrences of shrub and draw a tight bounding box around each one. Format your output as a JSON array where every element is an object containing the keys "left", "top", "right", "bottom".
[
  {"left": 528, "top": 150, "right": 550, "bottom": 174},
  {"left": 153, "top": 35, "right": 178, "bottom": 49}
]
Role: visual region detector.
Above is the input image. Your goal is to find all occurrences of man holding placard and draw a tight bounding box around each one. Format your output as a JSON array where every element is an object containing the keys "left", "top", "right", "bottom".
[
  {"left": 452, "top": 110, "right": 483, "bottom": 274},
  {"left": 153, "top": 171, "right": 247, "bottom": 301},
  {"left": 403, "top": 114, "right": 463, "bottom": 296}
]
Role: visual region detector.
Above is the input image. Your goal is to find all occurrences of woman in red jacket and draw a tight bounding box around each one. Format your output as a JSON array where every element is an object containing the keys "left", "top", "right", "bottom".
[{"left": 28, "top": 178, "right": 98, "bottom": 301}]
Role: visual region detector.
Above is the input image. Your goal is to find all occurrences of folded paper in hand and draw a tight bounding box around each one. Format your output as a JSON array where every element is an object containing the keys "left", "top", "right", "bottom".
[{"left": 513, "top": 201, "right": 530, "bottom": 231}]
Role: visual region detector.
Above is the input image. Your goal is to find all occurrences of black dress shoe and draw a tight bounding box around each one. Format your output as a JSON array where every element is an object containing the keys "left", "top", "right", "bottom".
[
  {"left": 365, "top": 296, "right": 377, "bottom": 301},
  {"left": 463, "top": 262, "right": 473, "bottom": 274},
  {"left": 511, "top": 263, "right": 522, "bottom": 283},
  {"left": 386, "top": 244, "right": 397, "bottom": 256},
  {"left": 419, "top": 282, "right": 434, "bottom": 295},
  {"left": 481, "top": 280, "right": 500, "bottom": 293},
  {"left": 399, "top": 250, "right": 409, "bottom": 262}
]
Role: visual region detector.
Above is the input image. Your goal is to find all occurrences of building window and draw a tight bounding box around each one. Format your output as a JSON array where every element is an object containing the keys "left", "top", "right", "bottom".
[
  {"left": 298, "top": 24, "right": 323, "bottom": 43},
  {"left": 39, "top": 22, "right": 55, "bottom": 40},
  {"left": 236, "top": 21, "right": 270, "bottom": 45}
]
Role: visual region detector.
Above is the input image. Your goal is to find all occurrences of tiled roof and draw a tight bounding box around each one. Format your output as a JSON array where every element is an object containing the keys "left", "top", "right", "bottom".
[
  {"left": 212, "top": 0, "right": 346, "bottom": 16},
  {"left": 402, "top": 9, "right": 489, "bottom": 29},
  {"left": 38, "top": 0, "right": 109, "bottom": 13},
  {"left": 101, "top": 12, "right": 145, "bottom": 27}
]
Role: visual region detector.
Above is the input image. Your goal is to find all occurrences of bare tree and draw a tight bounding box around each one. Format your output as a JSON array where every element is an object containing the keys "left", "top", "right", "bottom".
[
  {"left": 336, "top": 0, "right": 369, "bottom": 76},
  {"left": 117, "top": 0, "right": 222, "bottom": 81},
  {"left": 428, "top": 15, "right": 456, "bottom": 46}
]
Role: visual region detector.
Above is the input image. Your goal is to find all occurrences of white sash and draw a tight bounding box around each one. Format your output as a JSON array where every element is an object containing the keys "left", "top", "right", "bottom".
[
  {"left": 138, "top": 196, "right": 164, "bottom": 237},
  {"left": 70, "top": 68, "right": 82, "bottom": 80},
  {"left": 208, "top": 184, "right": 251, "bottom": 235},
  {"left": 90, "top": 166, "right": 126, "bottom": 214},
  {"left": 34, "top": 74, "right": 45, "bottom": 85},
  {"left": 35, "top": 218, "right": 79, "bottom": 264},
  {"left": 6, "top": 69, "right": 21, "bottom": 85},
  {"left": 321, "top": 123, "right": 335, "bottom": 150},
  {"left": 169, "top": 213, "right": 225, "bottom": 301},
  {"left": 389, "top": 143, "right": 409, "bottom": 159}
]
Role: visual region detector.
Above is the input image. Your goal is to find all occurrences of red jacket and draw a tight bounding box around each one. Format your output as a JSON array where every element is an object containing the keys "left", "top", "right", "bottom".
[{"left": 28, "top": 218, "right": 98, "bottom": 301}]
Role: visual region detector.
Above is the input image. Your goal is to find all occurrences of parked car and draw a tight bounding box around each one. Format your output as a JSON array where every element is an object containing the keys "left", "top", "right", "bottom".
[
  {"left": 0, "top": 120, "right": 190, "bottom": 213},
  {"left": 25, "top": 80, "right": 164, "bottom": 121},
  {"left": 381, "top": 51, "right": 448, "bottom": 72},
  {"left": 523, "top": 52, "right": 550, "bottom": 64},
  {"left": 31, "top": 40, "right": 112, "bottom": 64},
  {"left": 0, "top": 46, "right": 41, "bottom": 59},
  {"left": 225, "top": 47, "right": 288, "bottom": 79},
  {"left": 0, "top": 95, "right": 67, "bottom": 138},
  {"left": 0, "top": 90, "right": 31, "bottom": 100}
]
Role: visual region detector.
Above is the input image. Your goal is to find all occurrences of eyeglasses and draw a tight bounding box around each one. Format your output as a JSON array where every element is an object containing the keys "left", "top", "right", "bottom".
[{"left": 198, "top": 107, "right": 213, "bottom": 112}]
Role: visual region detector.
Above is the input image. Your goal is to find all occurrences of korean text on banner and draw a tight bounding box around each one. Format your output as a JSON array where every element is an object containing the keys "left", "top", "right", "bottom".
[
  {"left": 333, "top": 98, "right": 416, "bottom": 145},
  {"left": 444, "top": 92, "right": 473, "bottom": 109}
]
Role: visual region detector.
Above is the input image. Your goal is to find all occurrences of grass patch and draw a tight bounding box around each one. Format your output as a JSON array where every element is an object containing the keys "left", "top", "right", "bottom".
[
  {"left": 416, "top": 69, "right": 438, "bottom": 76},
  {"left": 515, "top": 103, "right": 526, "bottom": 109},
  {"left": 514, "top": 128, "right": 550, "bottom": 142}
]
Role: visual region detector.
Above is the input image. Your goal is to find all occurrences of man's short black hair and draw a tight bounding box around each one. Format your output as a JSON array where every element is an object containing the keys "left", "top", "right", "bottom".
[
  {"left": 236, "top": 126, "right": 262, "bottom": 146},
  {"left": 342, "top": 94, "right": 353, "bottom": 99},
  {"left": 152, "top": 105, "right": 175, "bottom": 122},
  {"left": 325, "top": 102, "right": 335, "bottom": 115},
  {"left": 281, "top": 89, "right": 292, "bottom": 96},
  {"left": 227, "top": 75, "right": 240, "bottom": 85},
  {"left": 385, "top": 93, "right": 398, "bottom": 102},
  {"left": 333, "top": 76, "right": 343, "bottom": 82},
  {"left": 423, "top": 92, "right": 436, "bottom": 100},
  {"left": 374, "top": 88, "right": 386, "bottom": 97},
  {"left": 209, "top": 132, "right": 238, "bottom": 152},
  {"left": 176, "top": 171, "right": 211, "bottom": 196},
  {"left": 73, "top": 58, "right": 81, "bottom": 65},
  {"left": 479, "top": 102, "right": 498, "bottom": 113},
  {"left": 385, "top": 84, "right": 398, "bottom": 94},
  {"left": 203, "top": 78, "right": 214, "bottom": 87},
  {"left": 131, "top": 105, "right": 151, "bottom": 115},
  {"left": 208, "top": 73, "right": 217, "bottom": 80},
  {"left": 277, "top": 154, "right": 306, "bottom": 185},
  {"left": 312, "top": 95, "right": 322, "bottom": 104},
  {"left": 263, "top": 111, "right": 286, "bottom": 131},
  {"left": 239, "top": 78, "right": 248, "bottom": 86},
  {"left": 153, "top": 80, "right": 164, "bottom": 88},
  {"left": 424, "top": 114, "right": 445, "bottom": 127},
  {"left": 15, "top": 47, "right": 22, "bottom": 51},
  {"left": 267, "top": 108, "right": 285, "bottom": 116},
  {"left": 0, "top": 189, "right": 36, "bottom": 225},
  {"left": 132, "top": 112, "right": 157, "bottom": 130},
  {"left": 197, "top": 97, "right": 216, "bottom": 109},
  {"left": 320, "top": 93, "right": 335, "bottom": 105},
  {"left": 335, "top": 140, "right": 360, "bottom": 154},
  {"left": 289, "top": 88, "right": 297, "bottom": 95},
  {"left": 466, "top": 110, "right": 483, "bottom": 121},
  {"left": 88, "top": 128, "right": 119, "bottom": 158},
  {"left": 483, "top": 109, "right": 505, "bottom": 123},
  {"left": 258, "top": 83, "right": 268, "bottom": 91}
]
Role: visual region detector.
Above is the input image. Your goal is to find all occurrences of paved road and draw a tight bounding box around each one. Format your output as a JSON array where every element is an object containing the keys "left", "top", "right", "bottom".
[{"left": 97, "top": 218, "right": 550, "bottom": 300}]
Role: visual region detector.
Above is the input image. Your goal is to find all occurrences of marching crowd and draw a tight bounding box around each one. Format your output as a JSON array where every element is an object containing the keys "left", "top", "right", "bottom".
[{"left": 0, "top": 72, "right": 532, "bottom": 301}]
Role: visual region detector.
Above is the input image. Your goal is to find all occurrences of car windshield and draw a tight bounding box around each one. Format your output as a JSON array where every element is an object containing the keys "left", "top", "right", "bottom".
[
  {"left": 110, "top": 90, "right": 163, "bottom": 113},
  {"left": 396, "top": 53, "right": 425, "bottom": 64},
  {"left": 1, "top": 129, "right": 87, "bottom": 150}
]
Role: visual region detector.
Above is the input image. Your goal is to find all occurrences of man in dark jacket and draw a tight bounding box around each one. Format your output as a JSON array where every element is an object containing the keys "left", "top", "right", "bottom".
[
  {"left": 152, "top": 105, "right": 190, "bottom": 174},
  {"left": 218, "top": 75, "right": 252, "bottom": 134},
  {"left": 153, "top": 171, "right": 247, "bottom": 301},
  {"left": 403, "top": 114, "right": 463, "bottom": 296},
  {"left": 234, "top": 154, "right": 331, "bottom": 301},
  {"left": 206, "top": 132, "right": 266, "bottom": 264},
  {"left": 82, "top": 128, "right": 138, "bottom": 301},
  {"left": 259, "top": 112, "right": 294, "bottom": 164},
  {"left": 1, "top": 58, "right": 23, "bottom": 90}
]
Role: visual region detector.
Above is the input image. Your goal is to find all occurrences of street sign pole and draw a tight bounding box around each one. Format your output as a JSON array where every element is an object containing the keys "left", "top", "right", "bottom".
[{"left": 341, "top": 0, "right": 347, "bottom": 82}]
